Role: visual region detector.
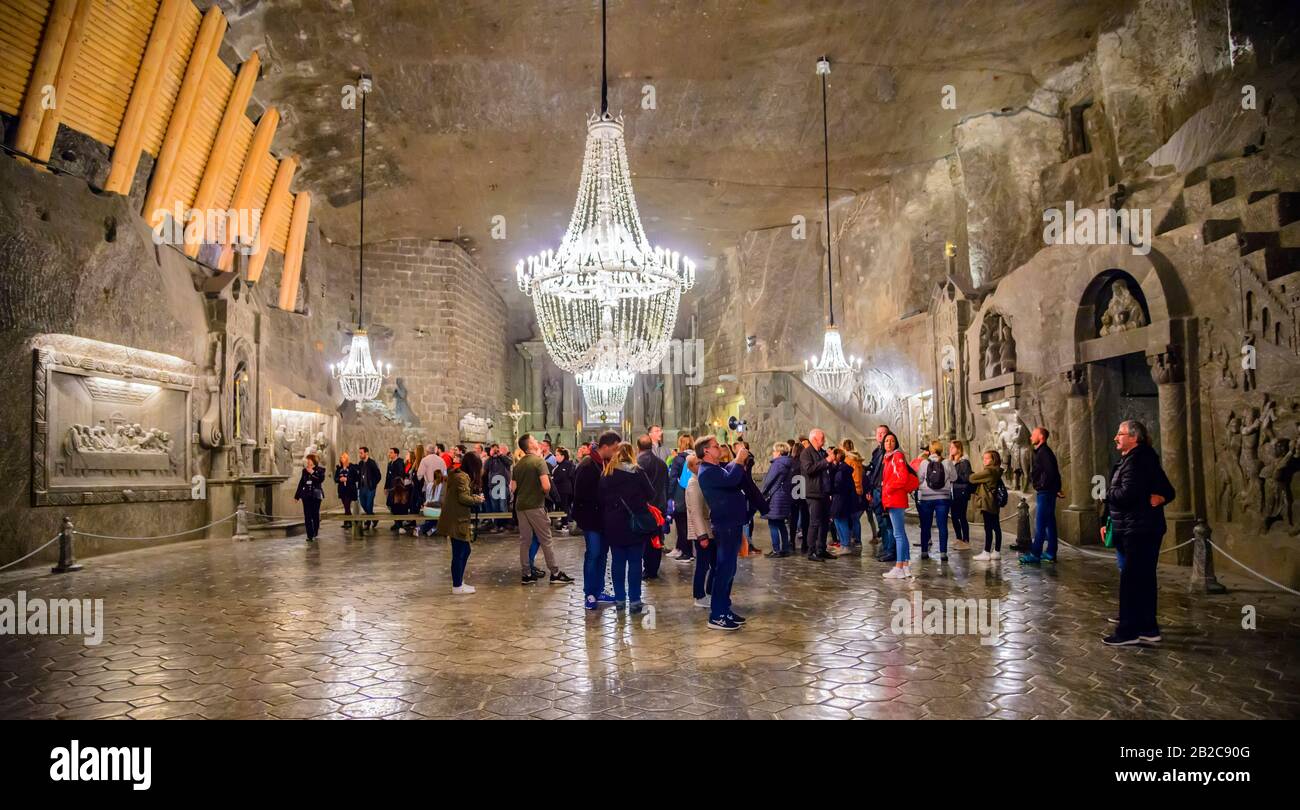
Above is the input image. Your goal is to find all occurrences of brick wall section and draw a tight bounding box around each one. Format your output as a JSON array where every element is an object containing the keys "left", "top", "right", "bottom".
[{"left": 362, "top": 238, "right": 509, "bottom": 442}]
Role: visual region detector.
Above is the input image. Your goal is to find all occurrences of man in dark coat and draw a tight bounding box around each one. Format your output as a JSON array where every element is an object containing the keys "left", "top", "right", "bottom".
[
  {"left": 863, "top": 425, "right": 895, "bottom": 561},
  {"left": 484, "top": 444, "right": 514, "bottom": 531},
  {"left": 637, "top": 435, "right": 669, "bottom": 580},
  {"left": 573, "top": 431, "right": 621, "bottom": 609},
  {"left": 1021, "top": 426, "right": 1064, "bottom": 564},
  {"left": 799, "top": 428, "right": 833, "bottom": 561},
  {"left": 1101, "top": 419, "right": 1175, "bottom": 646},
  {"left": 384, "top": 447, "right": 407, "bottom": 532},
  {"left": 356, "top": 446, "right": 383, "bottom": 532}
]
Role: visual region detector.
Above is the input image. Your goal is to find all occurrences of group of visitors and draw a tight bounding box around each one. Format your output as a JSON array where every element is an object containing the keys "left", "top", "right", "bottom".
[{"left": 294, "top": 415, "right": 1174, "bottom": 647}]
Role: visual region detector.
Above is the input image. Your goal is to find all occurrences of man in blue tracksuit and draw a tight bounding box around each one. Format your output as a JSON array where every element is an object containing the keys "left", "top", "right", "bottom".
[{"left": 695, "top": 435, "right": 751, "bottom": 632}]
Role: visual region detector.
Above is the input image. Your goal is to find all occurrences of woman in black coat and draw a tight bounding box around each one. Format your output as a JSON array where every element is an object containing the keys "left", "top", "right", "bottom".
[
  {"left": 597, "top": 442, "right": 657, "bottom": 611},
  {"left": 551, "top": 448, "right": 577, "bottom": 527},
  {"left": 334, "top": 451, "right": 360, "bottom": 530},
  {"left": 296, "top": 452, "right": 327, "bottom": 542}
]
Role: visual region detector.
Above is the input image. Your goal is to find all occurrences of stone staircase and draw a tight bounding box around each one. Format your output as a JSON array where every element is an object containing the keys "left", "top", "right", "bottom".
[{"left": 1159, "top": 153, "right": 1300, "bottom": 285}]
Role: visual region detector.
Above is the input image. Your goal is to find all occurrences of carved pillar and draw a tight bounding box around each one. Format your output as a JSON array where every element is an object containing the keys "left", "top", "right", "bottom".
[
  {"left": 662, "top": 370, "right": 676, "bottom": 430},
  {"left": 516, "top": 341, "right": 546, "bottom": 434},
  {"left": 1149, "top": 345, "right": 1195, "bottom": 564},
  {"left": 564, "top": 374, "right": 579, "bottom": 431},
  {"left": 1061, "top": 365, "right": 1099, "bottom": 545}
]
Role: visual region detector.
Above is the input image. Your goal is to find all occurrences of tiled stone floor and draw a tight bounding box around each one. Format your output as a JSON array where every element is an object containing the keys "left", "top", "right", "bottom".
[{"left": 0, "top": 521, "right": 1296, "bottom": 719}]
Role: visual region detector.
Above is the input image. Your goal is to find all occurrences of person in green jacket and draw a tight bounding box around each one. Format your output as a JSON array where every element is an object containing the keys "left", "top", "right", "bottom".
[
  {"left": 436, "top": 451, "right": 486, "bottom": 594},
  {"left": 970, "top": 450, "right": 1004, "bottom": 560}
]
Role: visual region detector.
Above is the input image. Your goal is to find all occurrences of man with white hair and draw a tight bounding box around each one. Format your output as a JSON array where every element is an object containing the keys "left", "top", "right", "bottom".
[
  {"left": 799, "top": 428, "right": 834, "bottom": 561},
  {"left": 1101, "top": 419, "right": 1174, "bottom": 647}
]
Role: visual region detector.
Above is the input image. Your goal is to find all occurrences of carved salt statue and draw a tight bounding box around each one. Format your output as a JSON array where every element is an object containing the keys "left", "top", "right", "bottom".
[
  {"left": 544, "top": 377, "right": 562, "bottom": 427},
  {"left": 1099, "top": 280, "right": 1147, "bottom": 336},
  {"left": 1240, "top": 406, "right": 1266, "bottom": 510},
  {"left": 1260, "top": 439, "right": 1295, "bottom": 526},
  {"left": 983, "top": 322, "right": 1001, "bottom": 378},
  {"left": 998, "top": 321, "right": 1016, "bottom": 374}
]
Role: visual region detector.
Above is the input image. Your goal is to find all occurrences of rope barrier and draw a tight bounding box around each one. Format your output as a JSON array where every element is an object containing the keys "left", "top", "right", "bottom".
[
  {"left": 1206, "top": 539, "right": 1300, "bottom": 597},
  {"left": 251, "top": 511, "right": 306, "bottom": 522},
  {"left": 0, "top": 534, "right": 62, "bottom": 572},
  {"left": 74, "top": 513, "right": 236, "bottom": 541}
]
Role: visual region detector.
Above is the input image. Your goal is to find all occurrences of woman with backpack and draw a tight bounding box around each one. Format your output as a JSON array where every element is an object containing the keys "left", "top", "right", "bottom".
[
  {"left": 598, "top": 441, "right": 659, "bottom": 613},
  {"left": 970, "top": 450, "right": 1006, "bottom": 560},
  {"left": 666, "top": 434, "right": 695, "bottom": 562},
  {"left": 435, "top": 450, "right": 486, "bottom": 594},
  {"left": 949, "top": 440, "right": 973, "bottom": 550},
  {"left": 915, "top": 440, "right": 958, "bottom": 562},
  {"left": 760, "top": 441, "right": 795, "bottom": 557},
  {"left": 880, "top": 432, "right": 917, "bottom": 579}
]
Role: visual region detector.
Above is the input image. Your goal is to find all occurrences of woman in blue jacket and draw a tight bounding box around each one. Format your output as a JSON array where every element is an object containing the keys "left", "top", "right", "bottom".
[
  {"left": 829, "top": 448, "right": 860, "bottom": 555},
  {"left": 597, "top": 442, "right": 658, "bottom": 613},
  {"left": 761, "top": 442, "right": 795, "bottom": 557}
]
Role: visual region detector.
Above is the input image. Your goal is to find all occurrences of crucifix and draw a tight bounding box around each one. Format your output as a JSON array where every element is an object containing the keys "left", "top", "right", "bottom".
[{"left": 503, "top": 398, "right": 531, "bottom": 444}]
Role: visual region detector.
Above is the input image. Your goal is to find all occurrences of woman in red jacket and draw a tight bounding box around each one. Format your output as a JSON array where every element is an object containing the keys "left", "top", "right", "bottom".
[{"left": 879, "top": 432, "right": 918, "bottom": 579}]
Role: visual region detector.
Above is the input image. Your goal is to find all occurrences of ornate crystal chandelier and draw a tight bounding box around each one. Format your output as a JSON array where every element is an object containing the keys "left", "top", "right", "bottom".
[
  {"left": 517, "top": 0, "right": 694, "bottom": 383},
  {"left": 331, "top": 75, "right": 391, "bottom": 402},
  {"left": 577, "top": 367, "right": 634, "bottom": 420},
  {"left": 803, "top": 57, "right": 860, "bottom": 403}
]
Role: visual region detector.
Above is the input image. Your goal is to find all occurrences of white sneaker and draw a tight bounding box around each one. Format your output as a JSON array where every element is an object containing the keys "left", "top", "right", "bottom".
[
  {"left": 667, "top": 549, "right": 682, "bottom": 559},
  {"left": 973, "top": 551, "right": 991, "bottom": 561},
  {"left": 989, "top": 550, "right": 1001, "bottom": 560},
  {"left": 694, "top": 597, "right": 711, "bottom": 608},
  {"left": 882, "top": 567, "right": 907, "bottom": 579},
  {"left": 452, "top": 584, "right": 476, "bottom": 595}
]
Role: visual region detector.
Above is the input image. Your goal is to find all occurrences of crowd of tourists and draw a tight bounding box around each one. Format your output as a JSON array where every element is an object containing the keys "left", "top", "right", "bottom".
[{"left": 295, "top": 417, "right": 1174, "bottom": 645}]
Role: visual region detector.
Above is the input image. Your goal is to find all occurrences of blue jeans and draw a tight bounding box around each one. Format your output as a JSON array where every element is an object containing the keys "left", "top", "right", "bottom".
[
  {"left": 833, "top": 517, "right": 853, "bottom": 548},
  {"left": 610, "top": 544, "right": 644, "bottom": 604},
  {"left": 450, "top": 538, "right": 471, "bottom": 587},
  {"left": 1032, "top": 491, "right": 1059, "bottom": 558},
  {"left": 529, "top": 533, "right": 539, "bottom": 567},
  {"left": 1116, "top": 548, "right": 1125, "bottom": 572},
  {"left": 583, "top": 530, "right": 608, "bottom": 599},
  {"left": 767, "top": 518, "right": 790, "bottom": 554},
  {"left": 358, "top": 488, "right": 376, "bottom": 523},
  {"left": 887, "top": 507, "right": 909, "bottom": 562},
  {"left": 710, "top": 524, "right": 743, "bottom": 621},
  {"left": 850, "top": 510, "right": 863, "bottom": 544},
  {"left": 950, "top": 492, "right": 971, "bottom": 541},
  {"left": 872, "top": 488, "right": 895, "bottom": 559},
  {"left": 693, "top": 537, "right": 716, "bottom": 599},
  {"left": 917, "top": 499, "right": 951, "bottom": 554}
]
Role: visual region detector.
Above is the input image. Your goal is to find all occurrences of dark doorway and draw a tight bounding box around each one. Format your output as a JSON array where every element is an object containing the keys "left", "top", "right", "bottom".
[{"left": 1091, "top": 351, "right": 1160, "bottom": 471}]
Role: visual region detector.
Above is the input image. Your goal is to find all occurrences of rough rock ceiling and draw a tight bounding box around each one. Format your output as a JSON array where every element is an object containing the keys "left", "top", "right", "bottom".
[{"left": 227, "top": 0, "right": 1128, "bottom": 296}]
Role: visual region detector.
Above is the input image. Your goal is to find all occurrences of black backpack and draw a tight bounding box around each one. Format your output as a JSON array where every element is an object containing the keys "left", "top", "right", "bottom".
[
  {"left": 993, "top": 479, "right": 1009, "bottom": 508},
  {"left": 925, "top": 458, "right": 947, "bottom": 490}
]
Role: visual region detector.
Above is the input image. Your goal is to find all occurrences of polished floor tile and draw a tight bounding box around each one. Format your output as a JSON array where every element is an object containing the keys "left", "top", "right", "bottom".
[{"left": 0, "top": 523, "right": 1295, "bottom": 719}]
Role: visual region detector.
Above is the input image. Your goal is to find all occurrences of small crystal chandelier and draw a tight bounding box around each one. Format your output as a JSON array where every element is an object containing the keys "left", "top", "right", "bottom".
[
  {"left": 517, "top": 0, "right": 694, "bottom": 381},
  {"left": 577, "top": 367, "right": 633, "bottom": 420},
  {"left": 331, "top": 74, "right": 391, "bottom": 402},
  {"left": 803, "top": 57, "right": 860, "bottom": 402}
]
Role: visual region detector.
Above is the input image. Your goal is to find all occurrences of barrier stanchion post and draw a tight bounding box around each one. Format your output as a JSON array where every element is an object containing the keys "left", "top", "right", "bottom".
[
  {"left": 232, "top": 501, "right": 252, "bottom": 542},
  {"left": 1010, "top": 497, "right": 1031, "bottom": 552},
  {"left": 1190, "top": 519, "right": 1227, "bottom": 594},
  {"left": 52, "top": 516, "right": 82, "bottom": 573}
]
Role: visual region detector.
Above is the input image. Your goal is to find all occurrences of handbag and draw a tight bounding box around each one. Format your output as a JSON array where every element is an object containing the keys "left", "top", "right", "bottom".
[
  {"left": 1102, "top": 515, "right": 1114, "bottom": 548},
  {"left": 620, "top": 498, "right": 661, "bottom": 535}
]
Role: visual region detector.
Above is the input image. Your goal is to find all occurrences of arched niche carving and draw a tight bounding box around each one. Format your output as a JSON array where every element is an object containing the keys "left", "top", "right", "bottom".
[{"left": 979, "top": 310, "right": 1016, "bottom": 380}]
